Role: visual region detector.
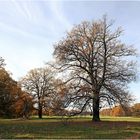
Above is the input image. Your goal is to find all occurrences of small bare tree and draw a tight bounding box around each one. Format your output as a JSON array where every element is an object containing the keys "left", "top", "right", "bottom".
[
  {"left": 20, "top": 67, "right": 55, "bottom": 119},
  {"left": 53, "top": 16, "right": 137, "bottom": 121},
  {"left": 0, "top": 57, "right": 5, "bottom": 68}
]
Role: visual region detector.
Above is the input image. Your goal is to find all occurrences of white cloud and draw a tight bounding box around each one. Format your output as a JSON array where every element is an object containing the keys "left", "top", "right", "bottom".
[
  {"left": 11, "top": 0, "right": 28, "bottom": 20},
  {"left": 47, "top": 1, "right": 72, "bottom": 29}
]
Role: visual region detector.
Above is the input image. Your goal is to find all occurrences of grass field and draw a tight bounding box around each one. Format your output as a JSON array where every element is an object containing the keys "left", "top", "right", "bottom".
[{"left": 0, "top": 116, "right": 140, "bottom": 139}]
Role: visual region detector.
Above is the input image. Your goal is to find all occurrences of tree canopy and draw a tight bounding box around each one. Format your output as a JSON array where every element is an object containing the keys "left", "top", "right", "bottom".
[
  {"left": 20, "top": 67, "right": 55, "bottom": 118},
  {"left": 53, "top": 16, "right": 137, "bottom": 121}
]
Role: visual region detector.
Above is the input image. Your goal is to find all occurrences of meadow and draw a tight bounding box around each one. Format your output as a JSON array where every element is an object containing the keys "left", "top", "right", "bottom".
[{"left": 0, "top": 116, "right": 140, "bottom": 139}]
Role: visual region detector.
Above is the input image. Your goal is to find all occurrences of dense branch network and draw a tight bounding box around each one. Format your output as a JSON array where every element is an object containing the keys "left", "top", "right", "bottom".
[{"left": 53, "top": 16, "right": 137, "bottom": 121}]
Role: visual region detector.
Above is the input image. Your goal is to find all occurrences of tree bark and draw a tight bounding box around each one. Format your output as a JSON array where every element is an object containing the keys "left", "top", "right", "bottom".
[
  {"left": 92, "top": 94, "right": 100, "bottom": 122},
  {"left": 38, "top": 103, "right": 42, "bottom": 119}
]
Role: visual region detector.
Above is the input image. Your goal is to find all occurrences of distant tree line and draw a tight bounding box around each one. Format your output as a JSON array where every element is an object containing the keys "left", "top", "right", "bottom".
[
  {"left": 100, "top": 103, "right": 140, "bottom": 117},
  {"left": 0, "top": 16, "right": 138, "bottom": 121}
]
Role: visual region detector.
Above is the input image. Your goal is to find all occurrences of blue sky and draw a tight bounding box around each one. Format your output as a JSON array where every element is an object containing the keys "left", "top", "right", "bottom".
[{"left": 0, "top": 0, "right": 140, "bottom": 102}]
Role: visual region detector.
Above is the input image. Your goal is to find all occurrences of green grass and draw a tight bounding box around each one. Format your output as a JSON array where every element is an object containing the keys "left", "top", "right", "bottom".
[
  {"left": 101, "top": 116, "right": 140, "bottom": 121},
  {"left": 0, "top": 116, "right": 140, "bottom": 139}
]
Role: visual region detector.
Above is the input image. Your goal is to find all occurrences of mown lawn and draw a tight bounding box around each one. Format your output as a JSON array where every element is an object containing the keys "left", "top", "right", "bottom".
[{"left": 0, "top": 116, "right": 140, "bottom": 139}]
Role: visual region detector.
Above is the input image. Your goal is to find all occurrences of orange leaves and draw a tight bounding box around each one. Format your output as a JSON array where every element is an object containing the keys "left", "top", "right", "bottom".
[
  {"left": 14, "top": 91, "right": 33, "bottom": 118},
  {"left": 111, "top": 106, "right": 126, "bottom": 117},
  {"left": 100, "top": 104, "right": 140, "bottom": 117}
]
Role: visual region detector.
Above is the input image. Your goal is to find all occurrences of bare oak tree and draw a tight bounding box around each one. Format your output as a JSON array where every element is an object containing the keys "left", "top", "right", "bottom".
[
  {"left": 53, "top": 16, "right": 137, "bottom": 121},
  {"left": 20, "top": 67, "right": 54, "bottom": 119}
]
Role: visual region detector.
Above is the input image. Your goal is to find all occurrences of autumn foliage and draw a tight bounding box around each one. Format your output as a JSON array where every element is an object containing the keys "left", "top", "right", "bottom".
[
  {"left": 0, "top": 66, "right": 33, "bottom": 118},
  {"left": 100, "top": 104, "right": 140, "bottom": 117}
]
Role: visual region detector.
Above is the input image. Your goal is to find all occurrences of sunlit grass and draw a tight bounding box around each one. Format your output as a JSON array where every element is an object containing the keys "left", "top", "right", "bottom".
[
  {"left": 101, "top": 116, "right": 140, "bottom": 122},
  {"left": 0, "top": 116, "right": 140, "bottom": 139}
]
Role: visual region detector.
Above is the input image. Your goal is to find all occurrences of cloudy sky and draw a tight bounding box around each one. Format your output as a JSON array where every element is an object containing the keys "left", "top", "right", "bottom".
[{"left": 0, "top": 0, "right": 140, "bottom": 102}]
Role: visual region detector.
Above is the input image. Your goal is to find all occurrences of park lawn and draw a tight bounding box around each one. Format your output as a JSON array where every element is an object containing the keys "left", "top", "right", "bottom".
[{"left": 0, "top": 116, "right": 140, "bottom": 139}]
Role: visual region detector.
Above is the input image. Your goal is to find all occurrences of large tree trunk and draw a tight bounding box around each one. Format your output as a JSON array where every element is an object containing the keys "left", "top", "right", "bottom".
[
  {"left": 92, "top": 94, "right": 100, "bottom": 122},
  {"left": 38, "top": 103, "right": 42, "bottom": 119}
]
